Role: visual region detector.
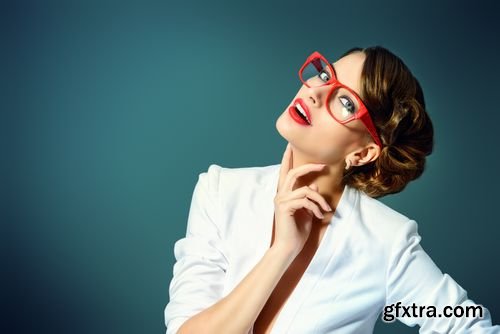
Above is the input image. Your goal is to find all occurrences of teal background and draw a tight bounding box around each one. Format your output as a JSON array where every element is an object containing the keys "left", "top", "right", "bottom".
[{"left": 4, "top": 0, "right": 499, "bottom": 333}]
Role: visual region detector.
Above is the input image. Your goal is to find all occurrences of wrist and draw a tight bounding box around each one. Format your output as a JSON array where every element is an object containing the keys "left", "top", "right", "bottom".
[{"left": 268, "top": 243, "right": 299, "bottom": 265}]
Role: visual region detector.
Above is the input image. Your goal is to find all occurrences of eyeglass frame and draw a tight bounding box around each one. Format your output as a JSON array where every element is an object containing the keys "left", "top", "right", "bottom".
[{"left": 298, "top": 51, "right": 383, "bottom": 148}]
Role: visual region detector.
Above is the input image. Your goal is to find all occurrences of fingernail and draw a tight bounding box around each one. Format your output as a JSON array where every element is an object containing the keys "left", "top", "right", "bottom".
[
  {"left": 319, "top": 213, "right": 324, "bottom": 219},
  {"left": 327, "top": 205, "right": 332, "bottom": 211}
]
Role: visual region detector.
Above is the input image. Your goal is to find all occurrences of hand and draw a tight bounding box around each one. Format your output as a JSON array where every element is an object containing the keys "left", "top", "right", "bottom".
[{"left": 272, "top": 143, "right": 332, "bottom": 258}]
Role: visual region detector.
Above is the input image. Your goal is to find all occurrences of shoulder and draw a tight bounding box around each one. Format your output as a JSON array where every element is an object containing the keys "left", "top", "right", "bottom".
[
  {"left": 358, "top": 191, "right": 412, "bottom": 228},
  {"left": 202, "top": 163, "right": 280, "bottom": 191},
  {"left": 353, "top": 189, "right": 419, "bottom": 249},
  {"left": 195, "top": 163, "right": 279, "bottom": 239}
]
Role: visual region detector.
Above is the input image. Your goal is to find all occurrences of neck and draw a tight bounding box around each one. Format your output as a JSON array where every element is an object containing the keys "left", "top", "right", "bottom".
[{"left": 290, "top": 148, "right": 346, "bottom": 212}]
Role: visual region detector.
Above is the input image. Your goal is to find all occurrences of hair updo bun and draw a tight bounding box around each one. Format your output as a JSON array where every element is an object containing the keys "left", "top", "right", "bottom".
[{"left": 341, "top": 46, "right": 434, "bottom": 198}]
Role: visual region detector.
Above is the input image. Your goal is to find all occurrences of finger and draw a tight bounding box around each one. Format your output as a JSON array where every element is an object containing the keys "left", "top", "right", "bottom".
[
  {"left": 282, "top": 163, "right": 326, "bottom": 192},
  {"left": 306, "top": 184, "right": 332, "bottom": 212},
  {"left": 278, "top": 143, "right": 292, "bottom": 190},
  {"left": 305, "top": 200, "right": 324, "bottom": 219},
  {"left": 280, "top": 185, "right": 332, "bottom": 212},
  {"left": 286, "top": 198, "right": 323, "bottom": 219},
  {"left": 292, "top": 198, "right": 325, "bottom": 219},
  {"left": 301, "top": 185, "right": 333, "bottom": 212}
]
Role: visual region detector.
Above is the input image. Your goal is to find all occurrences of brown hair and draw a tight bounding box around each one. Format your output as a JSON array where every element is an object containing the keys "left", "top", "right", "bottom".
[{"left": 340, "top": 46, "right": 434, "bottom": 198}]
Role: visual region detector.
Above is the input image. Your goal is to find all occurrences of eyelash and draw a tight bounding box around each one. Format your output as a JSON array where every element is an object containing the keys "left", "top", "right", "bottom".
[
  {"left": 318, "top": 70, "right": 356, "bottom": 113},
  {"left": 339, "top": 96, "right": 355, "bottom": 113},
  {"left": 318, "top": 70, "right": 330, "bottom": 82}
]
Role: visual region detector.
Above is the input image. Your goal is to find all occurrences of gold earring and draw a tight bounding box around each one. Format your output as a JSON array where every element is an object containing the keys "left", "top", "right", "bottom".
[{"left": 345, "top": 160, "right": 351, "bottom": 170}]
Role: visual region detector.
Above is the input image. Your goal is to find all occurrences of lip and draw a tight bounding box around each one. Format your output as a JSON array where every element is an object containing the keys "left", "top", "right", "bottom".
[
  {"left": 294, "top": 98, "right": 312, "bottom": 125},
  {"left": 288, "top": 105, "right": 310, "bottom": 126}
]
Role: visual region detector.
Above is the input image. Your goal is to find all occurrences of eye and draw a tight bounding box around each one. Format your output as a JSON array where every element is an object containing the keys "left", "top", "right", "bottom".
[
  {"left": 318, "top": 69, "right": 330, "bottom": 82},
  {"left": 339, "top": 96, "right": 356, "bottom": 115}
]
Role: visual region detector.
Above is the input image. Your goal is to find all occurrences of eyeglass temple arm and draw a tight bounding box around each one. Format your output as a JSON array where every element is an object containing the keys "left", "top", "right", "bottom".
[{"left": 359, "top": 112, "right": 383, "bottom": 148}]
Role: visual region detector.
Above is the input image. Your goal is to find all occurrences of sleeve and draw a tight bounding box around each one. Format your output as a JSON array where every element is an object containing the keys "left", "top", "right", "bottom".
[
  {"left": 164, "top": 164, "right": 229, "bottom": 334},
  {"left": 385, "top": 219, "right": 500, "bottom": 333}
]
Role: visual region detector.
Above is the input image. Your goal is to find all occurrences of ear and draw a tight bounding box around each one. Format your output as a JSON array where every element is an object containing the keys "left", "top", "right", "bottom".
[{"left": 346, "top": 143, "right": 381, "bottom": 167}]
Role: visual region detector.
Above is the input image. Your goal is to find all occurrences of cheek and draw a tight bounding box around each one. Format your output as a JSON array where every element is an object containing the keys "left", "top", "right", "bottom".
[
  {"left": 311, "top": 118, "right": 353, "bottom": 159},
  {"left": 315, "top": 110, "right": 352, "bottom": 142}
]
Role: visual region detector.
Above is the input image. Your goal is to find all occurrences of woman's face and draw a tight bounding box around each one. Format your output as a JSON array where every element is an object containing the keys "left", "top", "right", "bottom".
[{"left": 276, "top": 51, "right": 374, "bottom": 165}]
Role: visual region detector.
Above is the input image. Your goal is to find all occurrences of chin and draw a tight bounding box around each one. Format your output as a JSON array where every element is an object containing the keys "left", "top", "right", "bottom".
[{"left": 275, "top": 114, "right": 289, "bottom": 141}]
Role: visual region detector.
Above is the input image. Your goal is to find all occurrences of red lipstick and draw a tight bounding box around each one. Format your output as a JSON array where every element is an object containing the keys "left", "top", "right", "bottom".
[{"left": 288, "top": 98, "right": 312, "bottom": 126}]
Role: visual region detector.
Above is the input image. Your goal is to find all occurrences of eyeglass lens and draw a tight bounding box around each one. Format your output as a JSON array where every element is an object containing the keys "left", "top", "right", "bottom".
[{"left": 300, "top": 57, "right": 359, "bottom": 122}]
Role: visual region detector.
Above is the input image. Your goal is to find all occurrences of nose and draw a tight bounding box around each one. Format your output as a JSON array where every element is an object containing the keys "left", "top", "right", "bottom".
[{"left": 306, "top": 85, "right": 327, "bottom": 110}]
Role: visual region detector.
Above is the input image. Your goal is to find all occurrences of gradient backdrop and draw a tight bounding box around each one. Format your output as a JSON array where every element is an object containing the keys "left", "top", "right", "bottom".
[{"left": 4, "top": 0, "right": 500, "bottom": 333}]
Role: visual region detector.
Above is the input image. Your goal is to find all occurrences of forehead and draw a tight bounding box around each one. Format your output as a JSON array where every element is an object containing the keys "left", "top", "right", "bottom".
[{"left": 331, "top": 52, "right": 366, "bottom": 97}]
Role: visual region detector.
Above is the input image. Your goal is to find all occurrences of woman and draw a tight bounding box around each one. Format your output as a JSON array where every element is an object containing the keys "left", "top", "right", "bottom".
[{"left": 164, "top": 46, "right": 499, "bottom": 333}]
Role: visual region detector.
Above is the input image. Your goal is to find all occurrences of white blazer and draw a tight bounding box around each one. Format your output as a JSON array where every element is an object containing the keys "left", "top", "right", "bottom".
[{"left": 165, "top": 164, "right": 499, "bottom": 334}]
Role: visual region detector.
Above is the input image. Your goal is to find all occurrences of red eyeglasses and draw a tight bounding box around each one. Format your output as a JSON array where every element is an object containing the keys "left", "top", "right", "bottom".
[{"left": 298, "top": 51, "right": 383, "bottom": 148}]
